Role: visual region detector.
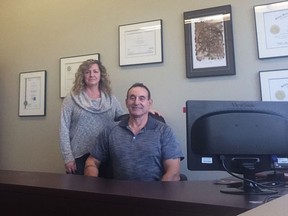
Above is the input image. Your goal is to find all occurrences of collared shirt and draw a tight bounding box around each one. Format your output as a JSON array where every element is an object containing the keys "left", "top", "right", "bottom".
[{"left": 89, "top": 115, "right": 184, "bottom": 181}]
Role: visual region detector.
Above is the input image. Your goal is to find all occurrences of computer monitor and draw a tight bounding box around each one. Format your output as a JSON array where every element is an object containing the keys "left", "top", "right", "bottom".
[{"left": 186, "top": 100, "right": 288, "bottom": 195}]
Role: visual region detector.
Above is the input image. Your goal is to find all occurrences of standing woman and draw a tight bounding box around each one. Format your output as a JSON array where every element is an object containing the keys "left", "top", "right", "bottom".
[{"left": 60, "top": 59, "right": 124, "bottom": 175}]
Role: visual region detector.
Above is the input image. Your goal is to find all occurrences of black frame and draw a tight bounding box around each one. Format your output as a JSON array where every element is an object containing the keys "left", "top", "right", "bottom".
[
  {"left": 184, "top": 5, "right": 235, "bottom": 78},
  {"left": 254, "top": 1, "right": 288, "bottom": 59},
  {"left": 259, "top": 69, "right": 288, "bottom": 101},
  {"left": 18, "top": 70, "right": 47, "bottom": 117},
  {"left": 119, "top": 19, "right": 163, "bottom": 66},
  {"left": 60, "top": 53, "right": 100, "bottom": 98}
]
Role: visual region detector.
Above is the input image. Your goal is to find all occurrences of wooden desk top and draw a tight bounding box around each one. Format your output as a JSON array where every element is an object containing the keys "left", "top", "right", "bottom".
[{"left": 0, "top": 170, "right": 286, "bottom": 216}]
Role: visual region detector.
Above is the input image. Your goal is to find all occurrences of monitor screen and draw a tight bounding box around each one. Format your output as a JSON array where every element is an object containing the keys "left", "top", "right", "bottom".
[{"left": 186, "top": 100, "right": 288, "bottom": 195}]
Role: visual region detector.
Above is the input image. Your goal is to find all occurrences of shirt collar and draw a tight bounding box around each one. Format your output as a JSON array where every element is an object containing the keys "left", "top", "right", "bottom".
[{"left": 119, "top": 114, "right": 158, "bottom": 130}]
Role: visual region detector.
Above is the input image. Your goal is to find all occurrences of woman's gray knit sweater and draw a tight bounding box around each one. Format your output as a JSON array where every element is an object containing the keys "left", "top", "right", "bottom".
[{"left": 59, "top": 91, "right": 124, "bottom": 164}]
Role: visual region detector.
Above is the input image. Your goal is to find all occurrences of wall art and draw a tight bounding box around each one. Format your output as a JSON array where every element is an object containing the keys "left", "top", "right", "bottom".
[{"left": 184, "top": 5, "right": 235, "bottom": 78}]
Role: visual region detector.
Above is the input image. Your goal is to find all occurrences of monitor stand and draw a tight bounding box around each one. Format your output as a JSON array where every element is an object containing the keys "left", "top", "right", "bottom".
[
  {"left": 220, "top": 180, "right": 278, "bottom": 195},
  {"left": 220, "top": 157, "right": 279, "bottom": 195}
]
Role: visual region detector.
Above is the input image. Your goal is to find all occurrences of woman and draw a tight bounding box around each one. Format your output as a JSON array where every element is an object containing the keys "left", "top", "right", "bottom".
[{"left": 60, "top": 59, "right": 124, "bottom": 175}]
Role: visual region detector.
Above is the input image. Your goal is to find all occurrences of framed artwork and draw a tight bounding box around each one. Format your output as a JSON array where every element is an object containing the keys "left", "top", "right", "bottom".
[
  {"left": 60, "top": 53, "right": 100, "bottom": 98},
  {"left": 183, "top": 5, "right": 235, "bottom": 78},
  {"left": 119, "top": 19, "right": 163, "bottom": 66},
  {"left": 254, "top": 1, "right": 288, "bottom": 59},
  {"left": 19, "top": 70, "right": 46, "bottom": 116},
  {"left": 260, "top": 69, "right": 288, "bottom": 101}
]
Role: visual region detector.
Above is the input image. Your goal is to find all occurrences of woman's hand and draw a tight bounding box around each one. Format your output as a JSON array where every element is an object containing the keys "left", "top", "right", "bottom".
[
  {"left": 65, "top": 161, "right": 77, "bottom": 174},
  {"left": 149, "top": 109, "right": 162, "bottom": 116}
]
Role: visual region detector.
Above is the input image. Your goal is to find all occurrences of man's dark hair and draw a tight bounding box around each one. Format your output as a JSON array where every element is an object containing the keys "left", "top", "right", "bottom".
[{"left": 126, "top": 83, "right": 151, "bottom": 99}]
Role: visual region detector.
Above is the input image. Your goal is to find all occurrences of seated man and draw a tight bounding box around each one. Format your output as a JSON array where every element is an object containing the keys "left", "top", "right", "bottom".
[{"left": 84, "top": 83, "right": 184, "bottom": 181}]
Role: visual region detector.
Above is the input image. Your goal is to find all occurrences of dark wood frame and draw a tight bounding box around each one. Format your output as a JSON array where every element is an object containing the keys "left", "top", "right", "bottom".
[{"left": 184, "top": 5, "right": 235, "bottom": 78}]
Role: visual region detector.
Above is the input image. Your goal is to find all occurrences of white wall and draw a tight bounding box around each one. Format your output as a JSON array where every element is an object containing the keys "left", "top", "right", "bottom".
[{"left": 0, "top": 0, "right": 287, "bottom": 180}]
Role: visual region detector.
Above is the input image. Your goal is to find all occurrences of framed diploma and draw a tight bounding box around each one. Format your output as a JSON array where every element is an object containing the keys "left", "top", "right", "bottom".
[
  {"left": 184, "top": 5, "right": 235, "bottom": 78},
  {"left": 19, "top": 70, "right": 46, "bottom": 116},
  {"left": 254, "top": 1, "right": 288, "bottom": 59},
  {"left": 260, "top": 69, "right": 288, "bottom": 101},
  {"left": 119, "top": 19, "right": 163, "bottom": 66},
  {"left": 60, "top": 53, "right": 100, "bottom": 98}
]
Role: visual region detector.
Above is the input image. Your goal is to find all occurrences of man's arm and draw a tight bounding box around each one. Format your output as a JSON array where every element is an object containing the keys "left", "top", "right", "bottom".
[
  {"left": 161, "top": 158, "right": 181, "bottom": 181},
  {"left": 84, "top": 155, "right": 101, "bottom": 177}
]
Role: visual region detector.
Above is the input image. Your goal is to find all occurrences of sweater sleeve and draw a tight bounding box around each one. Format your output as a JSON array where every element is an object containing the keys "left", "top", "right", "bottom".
[{"left": 59, "top": 95, "right": 75, "bottom": 163}]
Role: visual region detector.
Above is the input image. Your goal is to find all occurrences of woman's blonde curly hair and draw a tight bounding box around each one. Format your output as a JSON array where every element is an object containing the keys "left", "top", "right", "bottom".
[{"left": 72, "top": 59, "right": 112, "bottom": 96}]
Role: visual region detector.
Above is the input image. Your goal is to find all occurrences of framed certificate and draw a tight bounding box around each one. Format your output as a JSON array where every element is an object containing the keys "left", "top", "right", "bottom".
[
  {"left": 119, "top": 19, "right": 163, "bottom": 66},
  {"left": 19, "top": 70, "right": 46, "bottom": 116},
  {"left": 254, "top": 1, "right": 288, "bottom": 59},
  {"left": 60, "top": 53, "right": 100, "bottom": 98},
  {"left": 260, "top": 69, "right": 288, "bottom": 101},
  {"left": 184, "top": 5, "right": 235, "bottom": 78}
]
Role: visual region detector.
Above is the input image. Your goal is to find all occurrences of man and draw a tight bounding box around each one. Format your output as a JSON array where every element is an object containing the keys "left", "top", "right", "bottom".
[{"left": 84, "top": 83, "right": 184, "bottom": 181}]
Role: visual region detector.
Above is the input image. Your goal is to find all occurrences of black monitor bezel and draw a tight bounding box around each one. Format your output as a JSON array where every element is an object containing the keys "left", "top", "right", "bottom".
[{"left": 186, "top": 100, "right": 288, "bottom": 174}]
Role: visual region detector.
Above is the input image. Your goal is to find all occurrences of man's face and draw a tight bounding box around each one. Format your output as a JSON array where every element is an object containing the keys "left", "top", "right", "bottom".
[{"left": 126, "top": 87, "right": 152, "bottom": 118}]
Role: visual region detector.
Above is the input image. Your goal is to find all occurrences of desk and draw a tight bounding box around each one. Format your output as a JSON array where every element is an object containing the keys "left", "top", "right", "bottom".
[
  {"left": 238, "top": 194, "right": 288, "bottom": 216},
  {"left": 0, "top": 170, "right": 286, "bottom": 216}
]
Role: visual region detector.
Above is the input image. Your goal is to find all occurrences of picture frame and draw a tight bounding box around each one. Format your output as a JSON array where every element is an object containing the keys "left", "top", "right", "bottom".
[
  {"left": 254, "top": 1, "right": 288, "bottom": 59},
  {"left": 60, "top": 53, "right": 100, "bottom": 98},
  {"left": 18, "top": 70, "right": 46, "bottom": 116},
  {"left": 119, "top": 19, "right": 163, "bottom": 66},
  {"left": 259, "top": 69, "right": 288, "bottom": 101},
  {"left": 183, "top": 5, "right": 235, "bottom": 78}
]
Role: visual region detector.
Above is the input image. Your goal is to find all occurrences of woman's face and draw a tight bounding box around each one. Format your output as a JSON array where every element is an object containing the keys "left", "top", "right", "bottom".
[{"left": 84, "top": 63, "right": 101, "bottom": 87}]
